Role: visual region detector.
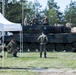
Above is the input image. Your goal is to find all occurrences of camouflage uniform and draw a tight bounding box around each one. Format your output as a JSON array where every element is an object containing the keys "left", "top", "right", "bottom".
[
  {"left": 24, "top": 15, "right": 30, "bottom": 25},
  {"left": 33, "top": 13, "right": 39, "bottom": 25},
  {"left": 7, "top": 39, "right": 18, "bottom": 57},
  {"left": 42, "top": 14, "right": 49, "bottom": 25},
  {"left": 38, "top": 32, "right": 48, "bottom": 58}
]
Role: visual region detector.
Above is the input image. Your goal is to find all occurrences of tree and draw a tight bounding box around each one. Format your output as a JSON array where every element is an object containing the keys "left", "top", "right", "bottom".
[
  {"left": 24, "top": 1, "right": 34, "bottom": 17},
  {"left": 47, "top": 0, "right": 63, "bottom": 25},
  {"left": 33, "top": 0, "right": 42, "bottom": 13},
  {"left": 5, "top": 0, "right": 32, "bottom": 23},
  {"left": 48, "top": 8, "right": 59, "bottom": 24},
  {"left": 5, "top": 2, "right": 22, "bottom": 23},
  {"left": 47, "top": 0, "right": 60, "bottom": 10},
  {"left": 25, "top": 0, "right": 42, "bottom": 22},
  {"left": 64, "top": 1, "right": 76, "bottom": 27}
]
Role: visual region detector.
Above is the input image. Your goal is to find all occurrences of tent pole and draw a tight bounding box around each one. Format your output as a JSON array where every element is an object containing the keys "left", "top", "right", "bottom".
[
  {"left": 2, "top": 0, "right": 5, "bottom": 16},
  {"left": 2, "top": 30, "right": 4, "bottom": 67},
  {"left": 20, "top": 31, "right": 23, "bottom": 57},
  {"left": 22, "top": 31, "right": 23, "bottom": 53},
  {"left": 20, "top": 31, "right": 21, "bottom": 57}
]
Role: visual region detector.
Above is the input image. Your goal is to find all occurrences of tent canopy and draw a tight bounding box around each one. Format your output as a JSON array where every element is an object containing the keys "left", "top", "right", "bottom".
[
  {"left": 0, "top": 14, "right": 23, "bottom": 66},
  {"left": 0, "top": 13, "right": 22, "bottom": 31},
  {"left": 0, "top": 24, "right": 3, "bottom": 31}
]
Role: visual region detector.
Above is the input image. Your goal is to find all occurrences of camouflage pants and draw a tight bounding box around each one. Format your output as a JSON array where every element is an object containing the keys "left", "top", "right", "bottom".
[
  {"left": 12, "top": 50, "right": 17, "bottom": 57},
  {"left": 40, "top": 44, "right": 47, "bottom": 58}
]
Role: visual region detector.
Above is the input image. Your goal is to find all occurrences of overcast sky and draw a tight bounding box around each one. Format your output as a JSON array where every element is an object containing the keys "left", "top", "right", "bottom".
[{"left": 28, "top": 0, "right": 75, "bottom": 12}]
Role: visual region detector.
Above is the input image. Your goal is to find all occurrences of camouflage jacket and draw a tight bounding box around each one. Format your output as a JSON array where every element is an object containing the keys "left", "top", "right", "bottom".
[
  {"left": 7, "top": 41, "right": 18, "bottom": 52},
  {"left": 38, "top": 34, "right": 48, "bottom": 44}
]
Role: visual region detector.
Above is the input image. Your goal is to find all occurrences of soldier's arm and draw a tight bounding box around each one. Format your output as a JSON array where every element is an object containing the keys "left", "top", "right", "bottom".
[
  {"left": 37, "top": 35, "right": 41, "bottom": 41},
  {"left": 37, "top": 37, "right": 40, "bottom": 41},
  {"left": 7, "top": 42, "right": 11, "bottom": 48},
  {"left": 46, "top": 36, "right": 48, "bottom": 42},
  {"left": 16, "top": 43, "right": 20, "bottom": 50}
]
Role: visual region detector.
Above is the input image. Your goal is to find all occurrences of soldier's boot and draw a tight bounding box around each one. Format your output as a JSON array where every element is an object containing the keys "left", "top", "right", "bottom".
[
  {"left": 40, "top": 53, "right": 42, "bottom": 58},
  {"left": 40, "top": 50, "right": 42, "bottom": 58},
  {"left": 44, "top": 55, "right": 47, "bottom": 58},
  {"left": 44, "top": 51, "right": 47, "bottom": 58},
  {"left": 13, "top": 52, "right": 17, "bottom": 57},
  {"left": 40, "top": 55, "right": 42, "bottom": 58}
]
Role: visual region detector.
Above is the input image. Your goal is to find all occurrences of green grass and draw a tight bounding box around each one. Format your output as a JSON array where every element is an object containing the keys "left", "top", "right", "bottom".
[
  {"left": 0, "top": 70, "right": 37, "bottom": 75},
  {"left": 0, "top": 52, "right": 76, "bottom": 69},
  {"left": 0, "top": 52, "right": 76, "bottom": 75}
]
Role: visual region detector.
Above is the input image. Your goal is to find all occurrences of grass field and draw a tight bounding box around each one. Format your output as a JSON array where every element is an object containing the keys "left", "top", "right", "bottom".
[{"left": 0, "top": 52, "right": 76, "bottom": 75}]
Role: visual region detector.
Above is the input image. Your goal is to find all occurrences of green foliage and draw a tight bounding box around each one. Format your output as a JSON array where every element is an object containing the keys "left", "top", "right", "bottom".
[
  {"left": 4, "top": 0, "right": 42, "bottom": 24},
  {"left": 48, "top": 8, "right": 59, "bottom": 24},
  {"left": 5, "top": 2, "right": 22, "bottom": 23},
  {"left": 64, "top": 1, "right": 76, "bottom": 27},
  {"left": 33, "top": 0, "right": 42, "bottom": 12},
  {"left": 1, "top": 0, "right": 75, "bottom": 26},
  {"left": 47, "top": 0, "right": 63, "bottom": 25},
  {"left": 47, "top": 0, "right": 60, "bottom": 10}
]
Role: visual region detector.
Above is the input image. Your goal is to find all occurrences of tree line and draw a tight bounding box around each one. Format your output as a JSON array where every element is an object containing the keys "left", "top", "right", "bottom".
[{"left": 0, "top": 0, "right": 76, "bottom": 27}]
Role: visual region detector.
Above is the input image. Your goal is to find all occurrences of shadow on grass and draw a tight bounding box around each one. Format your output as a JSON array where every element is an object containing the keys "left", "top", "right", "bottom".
[
  {"left": 0, "top": 66, "right": 49, "bottom": 70},
  {"left": 47, "top": 57, "right": 58, "bottom": 59},
  {"left": 21, "top": 56, "right": 58, "bottom": 59}
]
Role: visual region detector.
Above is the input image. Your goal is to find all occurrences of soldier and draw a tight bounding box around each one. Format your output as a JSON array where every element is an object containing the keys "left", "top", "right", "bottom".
[
  {"left": 37, "top": 32, "right": 48, "bottom": 58},
  {"left": 32, "top": 12, "right": 39, "bottom": 25},
  {"left": 7, "top": 39, "right": 19, "bottom": 57},
  {"left": 42, "top": 14, "right": 49, "bottom": 25},
  {"left": 24, "top": 15, "right": 30, "bottom": 25}
]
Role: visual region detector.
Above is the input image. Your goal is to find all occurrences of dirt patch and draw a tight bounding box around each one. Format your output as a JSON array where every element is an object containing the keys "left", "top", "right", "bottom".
[
  {"left": 38, "top": 72, "right": 76, "bottom": 75},
  {"left": 33, "top": 68, "right": 76, "bottom": 75}
]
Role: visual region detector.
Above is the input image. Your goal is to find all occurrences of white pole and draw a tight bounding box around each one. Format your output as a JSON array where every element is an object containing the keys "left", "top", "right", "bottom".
[
  {"left": 70, "top": 0, "right": 72, "bottom": 27},
  {"left": 22, "top": 1, "right": 24, "bottom": 25},
  {"left": 2, "top": 0, "right": 5, "bottom": 16},
  {"left": 19, "top": 31, "right": 23, "bottom": 57},
  {"left": 20, "top": 31, "right": 22, "bottom": 57},
  {"left": 2, "top": 29, "right": 4, "bottom": 67},
  {"left": 21, "top": 31, "right": 23, "bottom": 53}
]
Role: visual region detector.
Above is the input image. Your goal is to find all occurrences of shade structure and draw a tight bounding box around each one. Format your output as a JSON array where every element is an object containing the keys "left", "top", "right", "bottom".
[
  {"left": 0, "top": 13, "right": 22, "bottom": 31},
  {"left": 0, "top": 13, "right": 23, "bottom": 67}
]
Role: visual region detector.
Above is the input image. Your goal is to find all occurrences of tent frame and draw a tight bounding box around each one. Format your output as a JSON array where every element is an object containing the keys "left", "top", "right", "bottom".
[{"left": 0, "top": 13, "right": 22, "bottom": 67}]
